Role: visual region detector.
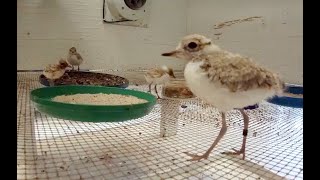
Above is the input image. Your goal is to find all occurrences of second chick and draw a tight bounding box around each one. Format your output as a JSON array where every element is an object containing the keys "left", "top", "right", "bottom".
[
  {"left": 144, "top": 66, "right": 176, "bottom": 99},
  {"left": 67, "top": 47, "right": 83, "bottom": 71},
  {"left": 43, "top": 59, "right": 71, "bottom": 86}
]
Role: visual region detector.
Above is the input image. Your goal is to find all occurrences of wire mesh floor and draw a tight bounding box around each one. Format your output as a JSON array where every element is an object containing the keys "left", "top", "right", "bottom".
[{"left": 17, "top": 72, "right": 303, "bottom": 180}]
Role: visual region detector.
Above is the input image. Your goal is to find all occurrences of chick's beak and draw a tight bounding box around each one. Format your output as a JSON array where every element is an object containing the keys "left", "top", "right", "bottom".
[{"left": 161, "top": 50, "right": 179, "bottom": 57}]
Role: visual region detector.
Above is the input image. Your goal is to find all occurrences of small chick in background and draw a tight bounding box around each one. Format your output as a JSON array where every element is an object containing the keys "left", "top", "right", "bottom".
[
  {"left": 67, "top": 47, "right": 83, "bottom": 71},
  {"left": 144, "top": 66, "right": 176, "bottom": 99},
  {"left": 43, "top": 59, "right": 71, "bottom": 86},
  {"left": 162, "top": 34, "right": 284, "bottom": 161}
]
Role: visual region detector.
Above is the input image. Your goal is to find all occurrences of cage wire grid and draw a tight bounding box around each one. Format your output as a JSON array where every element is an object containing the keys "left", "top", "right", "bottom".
[{"left": 17, "top": 71, "right": 303, "bottom": 180}]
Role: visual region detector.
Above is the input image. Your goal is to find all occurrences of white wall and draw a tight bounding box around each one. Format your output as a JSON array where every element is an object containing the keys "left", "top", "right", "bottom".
[
  {"left": 17, "top": 0, "right": 302, "bottom": 84},
  {"left": 17, "top": 0, "right": 188, "bottom": 70},
  {"left": 186, "top": 0, "right": 303, "bottom": 84}
]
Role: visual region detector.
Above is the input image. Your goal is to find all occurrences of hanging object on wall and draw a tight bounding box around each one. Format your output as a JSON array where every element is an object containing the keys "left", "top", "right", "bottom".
[{"left": 103, "top": 0, "right": 151, "bottom": 27}]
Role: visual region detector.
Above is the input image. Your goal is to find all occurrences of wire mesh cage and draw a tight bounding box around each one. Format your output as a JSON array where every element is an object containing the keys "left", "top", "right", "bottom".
[{"left": 17, "top": 71, "right": 303, "bottom": 180}]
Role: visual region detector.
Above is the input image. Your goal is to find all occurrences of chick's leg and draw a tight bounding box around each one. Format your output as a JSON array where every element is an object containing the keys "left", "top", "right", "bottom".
[
  {"left": 184, "top": 112, "right": 227, "bottom": 161},
  {"left": 49, "top": 79, "right": 55, "bottom": 87},
  {"left": 77, "top": 66, "right": 80, "bottom": 71},
  {"left": 222, "top": 109, "right": 249, "bottom": 160},
  {"left": 148, "top": 83, "right": 152, "bottom": 93},
  {"left": 155, "top": 85, "right": 161, "bottom": 99}
]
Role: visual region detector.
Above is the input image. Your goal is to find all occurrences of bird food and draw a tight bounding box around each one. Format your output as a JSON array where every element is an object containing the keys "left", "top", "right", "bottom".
[
  {"left": 40, "top": 71, "right": 129, "bottom": 87},
  {"left": 163, "top": 80, "right": 194, "bottom": 99},
  {"left": 52, "top": 93, "right": 148, "bottom": 105}
]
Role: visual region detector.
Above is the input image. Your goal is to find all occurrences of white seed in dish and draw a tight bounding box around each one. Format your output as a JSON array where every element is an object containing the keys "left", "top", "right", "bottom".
[{"left": 52, "top": 93, "right": 148, "bottom": 105}]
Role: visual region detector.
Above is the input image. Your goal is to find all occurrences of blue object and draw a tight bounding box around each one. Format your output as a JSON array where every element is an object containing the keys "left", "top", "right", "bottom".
[{"left": 267, "top": 84, "right": 303, "bottom": 108}]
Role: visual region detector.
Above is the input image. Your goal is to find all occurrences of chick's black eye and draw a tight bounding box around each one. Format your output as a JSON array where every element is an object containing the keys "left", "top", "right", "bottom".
[{"left": 188, "top": 42, "right": 198, "bottom": 49}]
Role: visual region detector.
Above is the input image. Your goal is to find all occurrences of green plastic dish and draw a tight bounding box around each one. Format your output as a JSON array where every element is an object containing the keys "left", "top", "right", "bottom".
[{"left": 31, "top": 85, "right": 157, "bottom": 122}]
